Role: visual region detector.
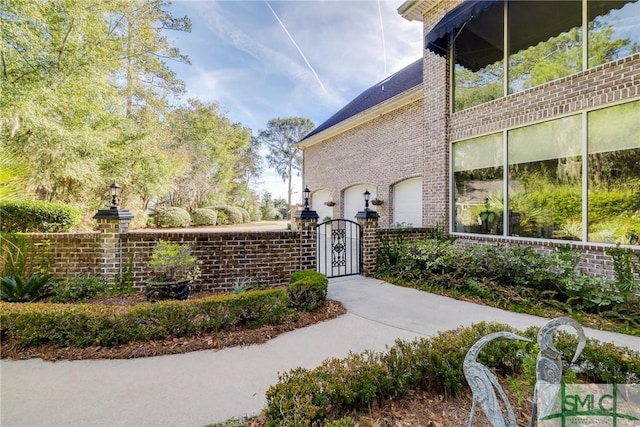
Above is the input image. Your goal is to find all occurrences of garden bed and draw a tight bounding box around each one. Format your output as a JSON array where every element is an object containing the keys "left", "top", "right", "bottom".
[{"left": 1, "top": 291, "right": 345, "bottom": 361}]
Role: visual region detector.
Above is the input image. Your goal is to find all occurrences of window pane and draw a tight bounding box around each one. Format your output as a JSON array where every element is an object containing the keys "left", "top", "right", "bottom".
[
  {"left": 453, "top": 133, "right": 504, "bottom": 234},
  {"left": 588, "top": 0, "right": 640, "bottom": 68},
  {"left": 453, "top": 4, "right": 504, "bottom": 111},
  {"left": 508, "top": 1, "right": 583, "bottom": 94},
  {"left": 588, "top": 100, "right": 640, "bottom": 244},
  {"left": 508, "top": 115, "right": 582, "bottom": 239}
]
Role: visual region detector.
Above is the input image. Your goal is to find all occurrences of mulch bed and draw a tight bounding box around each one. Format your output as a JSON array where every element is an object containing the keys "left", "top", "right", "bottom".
[{"left": 1, "top": 292, "right": 346, "bottom": 361}]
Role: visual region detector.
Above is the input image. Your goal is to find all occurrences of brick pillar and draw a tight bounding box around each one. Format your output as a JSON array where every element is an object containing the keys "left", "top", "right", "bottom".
[
  {"left": 294, "top": 209, "right": 319, "bottom": 271},
  {"left": 93, "top": 208, "right": 133, "bottom": 280},
  {"left": 356, "top": 210, "right": 380, "bottom": 276}
]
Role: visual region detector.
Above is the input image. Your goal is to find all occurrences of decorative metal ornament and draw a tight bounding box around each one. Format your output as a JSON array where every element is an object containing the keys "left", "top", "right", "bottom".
[
  {"left": 464, "top": 331, "right": 532, "bottom": 427},
  {"left": 530, "top": 317, "right": 586, "bottom": 426}
]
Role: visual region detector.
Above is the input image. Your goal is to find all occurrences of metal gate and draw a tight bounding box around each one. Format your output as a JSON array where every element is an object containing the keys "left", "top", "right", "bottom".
[{"left": 316, "top": 219, "right": 362, "bottom": 278}]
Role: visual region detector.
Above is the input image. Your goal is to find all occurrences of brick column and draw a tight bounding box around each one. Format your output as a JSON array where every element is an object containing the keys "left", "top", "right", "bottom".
[
  {"left": 93, "top": 208, "right": 133, "bottom": 280},
  {"left": 356, "top": 210, "right": 380, "bottom": 276},
  {"left": 294, "top": 209, "right": 319, "bottom": 271}
]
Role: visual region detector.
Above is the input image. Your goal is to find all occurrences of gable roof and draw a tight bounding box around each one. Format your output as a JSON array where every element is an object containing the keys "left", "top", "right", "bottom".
[{"left": 300, "top": 58, "right": 423, "bottom": 144}]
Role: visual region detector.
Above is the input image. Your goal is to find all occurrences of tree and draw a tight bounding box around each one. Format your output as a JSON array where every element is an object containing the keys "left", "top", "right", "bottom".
[{"left": 256, "top": 117, "right": 315, "bottom": 214}]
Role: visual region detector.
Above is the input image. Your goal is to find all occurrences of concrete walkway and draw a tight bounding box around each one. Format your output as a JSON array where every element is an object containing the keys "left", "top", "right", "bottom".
[{"left": 1, "top": 276, "right": 638, "bottom": 427}]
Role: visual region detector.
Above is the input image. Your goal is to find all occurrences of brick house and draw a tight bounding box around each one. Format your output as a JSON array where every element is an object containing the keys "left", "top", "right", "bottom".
[{"left": 300, "top": 0, "right": 640, "bottom": 272}]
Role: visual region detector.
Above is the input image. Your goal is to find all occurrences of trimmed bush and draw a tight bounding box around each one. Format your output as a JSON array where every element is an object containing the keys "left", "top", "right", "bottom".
[
  {"left": 287, "top": 270, "right": 328, "bottom": 311},
  {"left": 48, "top": 275, "right": 112, "bottom": 303},
  {"left": 0, "top": 288, "right": 293, "bottom": 349},
  {"left": 236, "top": 207, "right": 250, "bottom": 223},
  {"left": 0, "top": 201, "right": 80, "bottom": 232},
  {"left": 153, "top": 207, "right": 191, "bottom": 228},
  {"left": 264, "top": 322, "right": 640, "bottom": 426},
  {"left": 191, "top": 208, "right": 218, "bottom": 226},
  {"left": 211, "top": 205, "right": 243, "bottom": 225}
]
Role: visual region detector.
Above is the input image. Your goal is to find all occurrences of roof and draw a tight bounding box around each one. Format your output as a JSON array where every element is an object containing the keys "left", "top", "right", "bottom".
[{"left": 300, "top": 58, "right": 423, "bottom": 143}]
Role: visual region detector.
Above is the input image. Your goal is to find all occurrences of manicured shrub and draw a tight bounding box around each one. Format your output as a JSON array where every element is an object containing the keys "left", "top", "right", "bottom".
[
  {"left": 0, "top": 200, "right": 80, "bottom": 232},
  {"left": 236, "top": 207, "right": 250, "bottom": 223},
  {"left": 287, "top": 270, "right": 328, "bottom": 311},
  {"left": 0, "top": 288, "right": 293, "bottom": 349},
  {"left": 211, "top": 205, "right": 243, "bottom": 225},
  {"left": 265, "top": 322, "right": 640, "bottom": 426},
  {"left": 191, "top": 208, "right": 218, "bottom": 226},
  {"left": 153, "top": 207, "right": 191, "bottom": 228}
]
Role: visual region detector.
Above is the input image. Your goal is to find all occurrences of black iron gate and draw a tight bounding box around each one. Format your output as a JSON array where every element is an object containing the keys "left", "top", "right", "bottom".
[{"left": 316, "top": 219, "right": 362, "bottom": 278}]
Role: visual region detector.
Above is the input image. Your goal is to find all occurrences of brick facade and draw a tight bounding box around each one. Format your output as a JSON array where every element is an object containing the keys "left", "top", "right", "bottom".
[{"left": 303, "top": 99, "right": 424, "bottom": 228}]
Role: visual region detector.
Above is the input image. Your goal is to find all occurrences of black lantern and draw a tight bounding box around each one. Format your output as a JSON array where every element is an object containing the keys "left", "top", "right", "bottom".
[
  {"left": 110, "top": 181, "right": 121, "bottom": 209},
  {"left": 363, "top": 189, "right": 371, "bottom": 210},
  {"left": 303, "top": 186, "right": 311, "bottom": 210}
]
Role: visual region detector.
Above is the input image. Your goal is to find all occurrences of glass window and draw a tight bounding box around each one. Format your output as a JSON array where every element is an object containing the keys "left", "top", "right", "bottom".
[
  {"left": 587, "top": 100, "right": 640, "bottom": 244},
  {"left": 508, "top": 115, "right": 583, "bottom": 239},
  {"left": 588, "top": 0, "right": 640, "bottom": 68},
  {"left": 453, "top": 4, "right": 504, "bottom": 111},
  {"left": 508, "top": 1, "right": 583, "bottom": 94},
  {"left": 453, "top": 133, "right": 504, "bottom": 234}
]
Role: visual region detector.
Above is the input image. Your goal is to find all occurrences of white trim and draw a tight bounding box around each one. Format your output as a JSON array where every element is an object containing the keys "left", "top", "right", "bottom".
[
  {"left": 298, "top": 85, "right": 423, "bottom": 149},
  {"left": 450, "top": 232, "right": 640, "bottom": 250}
]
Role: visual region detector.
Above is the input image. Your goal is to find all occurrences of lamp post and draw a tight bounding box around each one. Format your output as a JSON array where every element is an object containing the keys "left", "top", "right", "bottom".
[
  {"left": 110, "top": 181, "right": 121, "bottom": 209},
  {"left": 303, "top": 186, "right": 311, "bottom": 210},
  {"left": 355, "top": 188, "right": 379, "bottom": 219}
]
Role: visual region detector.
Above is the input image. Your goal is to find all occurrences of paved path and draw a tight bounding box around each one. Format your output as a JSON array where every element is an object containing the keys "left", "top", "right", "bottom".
[{"left": 1, "top": 276, "right": 638, "bottom": 426}]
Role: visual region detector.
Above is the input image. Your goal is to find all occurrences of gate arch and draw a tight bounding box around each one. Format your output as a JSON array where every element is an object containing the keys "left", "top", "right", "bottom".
[{"left": 316, "top": 219, "right": 362, "bottom": 278}]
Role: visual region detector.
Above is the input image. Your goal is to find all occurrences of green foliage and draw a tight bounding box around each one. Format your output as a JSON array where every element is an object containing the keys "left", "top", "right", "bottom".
[
  {"left": 287, "top": 271, "right": 328, "bottom": 311},
  {"left": 0, "top": 233, "right": 51, "bottom": 279},
  {"left": 0, "top": 201, "right": 80, "bottom": 232},
  {"left": 216, "top": 211, "right": 229, "bottom": 225},
  {"left": 153, "top": 206, "right": 191, "bottom": 228},
  {"left": 376, "top": 239, "right": 639, "bottom": 327},
  {"left": 148, "top": 240, "right": 201, "bottom": 282},
  {"left": 265, "top": 322, "right": 640, "bottom": 426},
  {"left": 606, "top": 245, "right": 640, "bottom": 295},
  {"left": 0, "top": 274, "right": 52, "bottom": 302},
  {"left": 0, "top": 288, "right": 295, "bottom": 349},
  {"left": 191, "top": 208, "right": 218, "bottom": 226},
  {"left": 212, "top": 205, "right": 243, "bottom": 225},
  {"left": 236, "top": 207, "right": 250, "bottom": 223},
  {"left": 48, "top": 275, "right": 112, "bottom": 303}
]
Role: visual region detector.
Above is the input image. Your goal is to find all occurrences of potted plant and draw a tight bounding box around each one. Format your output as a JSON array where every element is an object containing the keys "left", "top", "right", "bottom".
[{"left": 144, "top": 240, "right": 201, "bottom": 302}]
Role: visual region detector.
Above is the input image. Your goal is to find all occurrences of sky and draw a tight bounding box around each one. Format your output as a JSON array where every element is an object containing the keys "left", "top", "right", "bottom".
[{"left": 165, "top": 0, "right": 423, "bottom": 202}]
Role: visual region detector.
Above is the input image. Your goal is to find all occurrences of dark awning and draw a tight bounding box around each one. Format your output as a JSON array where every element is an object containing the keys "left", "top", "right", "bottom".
[
  {"left": 424, "top": 0, "right": 501, "bottom": 57},
  {"left": 426, "top": 0, "right": 635, "bottom": 72}
]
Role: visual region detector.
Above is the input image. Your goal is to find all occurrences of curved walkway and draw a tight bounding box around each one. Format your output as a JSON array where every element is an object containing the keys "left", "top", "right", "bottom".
[{"left": 1, "top": 276, "right": 638, "bottom": 426}]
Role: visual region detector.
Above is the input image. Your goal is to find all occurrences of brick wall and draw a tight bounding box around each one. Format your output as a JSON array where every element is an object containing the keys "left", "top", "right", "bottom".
[
  {"left": 303, "top": 99, "right": 424, "bottom": 228},
  {"left": 455, "top": 235, "right": 640, "bottom": 280},
  {"left": 14, "top": 226, "right": 317, "bottom": 292}
]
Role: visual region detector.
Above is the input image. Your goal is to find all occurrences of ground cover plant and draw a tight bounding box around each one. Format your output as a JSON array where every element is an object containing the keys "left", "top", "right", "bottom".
[{"left": 375, "top": 237, "right": 640, "bottom": 336}]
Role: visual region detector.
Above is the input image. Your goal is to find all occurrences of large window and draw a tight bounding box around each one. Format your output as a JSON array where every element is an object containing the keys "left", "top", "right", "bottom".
[
  {"left": 587, "top": 101, "right": 640, "bottom": 243},
  {"left": 452, "top": 100, "right": 640, "bottom": 245},
  {"left": 508, "top": 116, "right": 582, "bottom": 239},
  {"left": 451, "top": 0, "right": 640, "bottom": 111},
  {"left": 453, "top": 133, "right": 504, "bottom": 234}
]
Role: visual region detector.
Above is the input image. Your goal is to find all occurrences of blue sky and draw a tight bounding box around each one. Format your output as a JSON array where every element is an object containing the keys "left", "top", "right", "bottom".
[{"left": 166, "top": 0, "right": 423, "bottom": 201}]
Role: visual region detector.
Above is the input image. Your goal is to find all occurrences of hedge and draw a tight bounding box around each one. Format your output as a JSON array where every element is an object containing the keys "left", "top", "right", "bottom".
[
  {"left": 0, "top": 288, "right": 292, "bottom": 348},
  {"left": 264, "top": 322, "right": 640, "bottom": 426},
  {"left": 287, "top": 270, "right": 328, "bottom": 311},
  {"left": 153, "top": 206, "right": 191, "bottom": 228},
  {"left": 191, "top": 208, "right": 218, "bottom": 226},
  {"left": 0, "top": 201, "right": 81, "bottom": 232}
]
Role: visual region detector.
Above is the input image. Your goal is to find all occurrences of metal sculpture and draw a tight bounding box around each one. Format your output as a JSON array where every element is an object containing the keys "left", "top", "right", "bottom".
[
  {"left": 530, "top": 317, "right": 586, "bottom": 426},
  {"left": 464, "top": 331, "right": 532, "bottom": 427}
]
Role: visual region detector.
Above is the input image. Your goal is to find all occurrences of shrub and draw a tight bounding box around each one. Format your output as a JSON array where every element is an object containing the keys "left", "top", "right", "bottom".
[
  {"left": 265, "top": 322, "right": 640, "bottom": 426},
  {"left": 287, "top": 270, "right": 328, "bottom": 311},
  {"left": 211, "top": 205, "right": 243, "bottom": 225},
  {"left": 48, "top": 275, "right": 112, "bottom": 303},
  {"left": 0, "top": 200, "right": 80, "bottom": 232},
  {"left": 0, "top": 274, "right": 52, "bottom": 302},
  {"left": 153, "top": 207, "right": 191, "bottom": 228},
  {"left": 0, "top": 288, "right": 294, "bottom": 349},
  {"left": 191, "top": 208, "right": 218, "bottom": 226},
  {"left": 236, "top": 207, "right": 250, "bottom": 223},
  {"left": 216, "top": 211, "right": 229, "bottom": 225}
]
